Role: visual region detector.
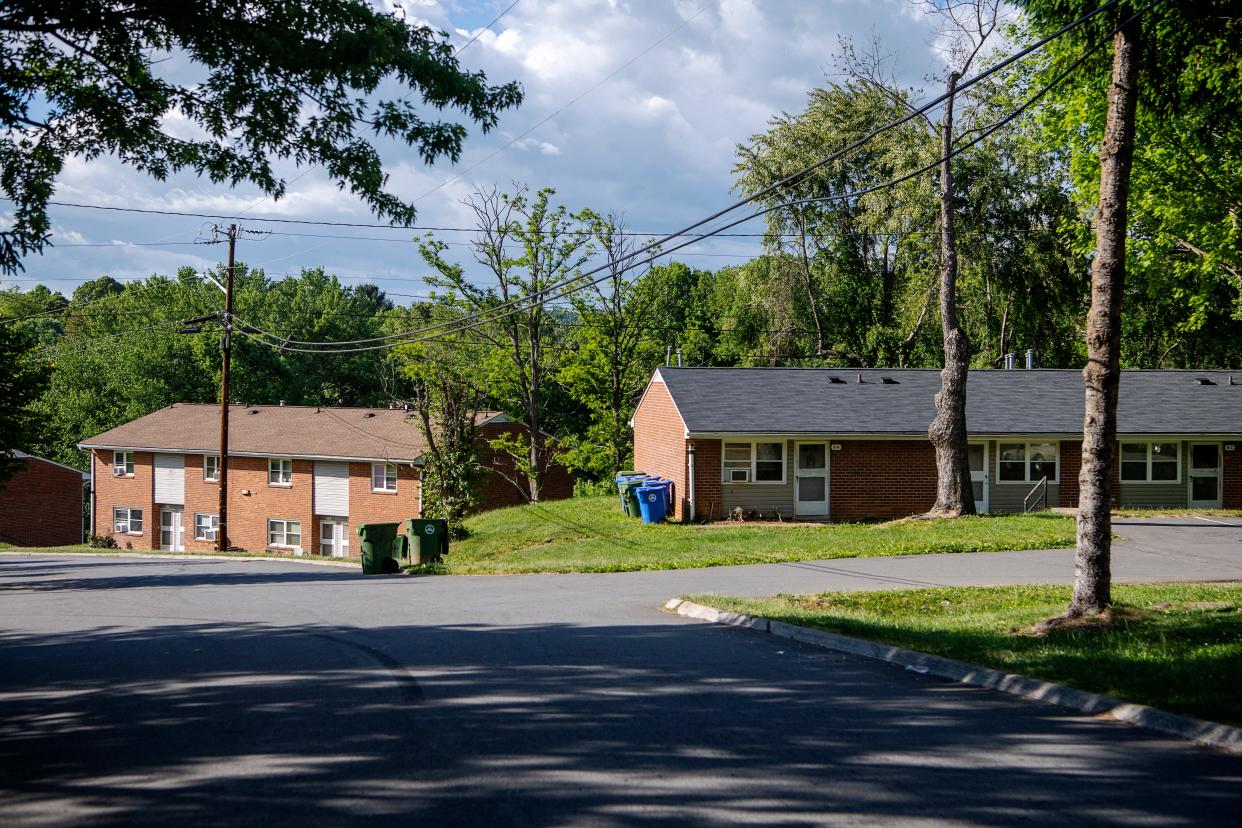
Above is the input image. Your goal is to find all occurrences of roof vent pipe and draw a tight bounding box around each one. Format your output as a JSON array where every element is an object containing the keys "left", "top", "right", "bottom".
[
  {"left": 676, "top": 348, "right": 683, "bottom": 367},
  {"left": 1004, "top": 353, "right": 1015, "bottom": 370},
  {"left": 279, "top": 400, "right": 285, "bottom": 406},
  {"left": 666, "top": 345, "right": 672, "bottom": 366},
  {"left": 1025, "top": 349, "right": 1035, "bottom": 370}
]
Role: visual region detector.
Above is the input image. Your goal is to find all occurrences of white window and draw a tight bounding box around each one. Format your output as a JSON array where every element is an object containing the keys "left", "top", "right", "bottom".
[
  {"left": 371, "top": 462, "right": 398, "bottom": 492},
  {"left": 194, "top": 513, "right": 219, "bottom": 541},
  {"left": 112, "top": 451, "right": 134, "bottom": 477},
  {"left": 267, "top": 518, "right": 302, "bottom": 549},
  {"left": 998, "top": 442, "right": 1059, "bottom": 483},
  {"left": 1121, "top": 442, "right": 1180, "bottom": 482},
  {"left": 268, "top": 458, "right": 292, "bottom": 486},
  {"left": 721, "top": 441, "right": 786, "bottom": 484},
  {"left": 203, "top": 455, "right": 220, "bottom": 482},
  {"left": 113, "top": 507, "right": 143, "bottom": 534}
]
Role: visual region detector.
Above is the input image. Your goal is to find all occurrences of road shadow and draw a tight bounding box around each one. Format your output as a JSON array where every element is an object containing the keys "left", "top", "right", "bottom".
[{"left": 2, "top": 614, "right": 1240, "bottom": 825}]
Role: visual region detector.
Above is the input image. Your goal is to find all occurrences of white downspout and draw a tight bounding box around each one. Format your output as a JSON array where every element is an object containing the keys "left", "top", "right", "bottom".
[
  {"left": 87, "top": 453, "right": 94, "bottom": 543},
  {"left": 417, "top": 468, "right": 424, "bottom": 518},
  {"left": 686, "top": 443, "right": 696, "bottom": 523}
]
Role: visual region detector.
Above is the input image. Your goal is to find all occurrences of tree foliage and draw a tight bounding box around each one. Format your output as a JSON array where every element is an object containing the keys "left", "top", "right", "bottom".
[
  {"left": 0, "top": 321, "right": 49, "bottom": 485},
  {"left": 0, "top": 0, "right": 522, "bottom": 273}
]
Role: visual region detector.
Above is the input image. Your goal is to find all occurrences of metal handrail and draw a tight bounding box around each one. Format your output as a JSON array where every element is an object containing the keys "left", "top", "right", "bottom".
[{"left": 1023, "top": 476, "right": 1049, "bottom": 513}]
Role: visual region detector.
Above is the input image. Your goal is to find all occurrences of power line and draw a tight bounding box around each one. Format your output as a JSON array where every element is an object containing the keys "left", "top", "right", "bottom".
[
  {"left": 453, "top": 0, "right": 521, "bottom": 57},
  {"left": 229, "top": 0, "right": 1136, "bottom": 356},
  {"left": 412, "top": 2, "right": 710, "bottom": 204}
]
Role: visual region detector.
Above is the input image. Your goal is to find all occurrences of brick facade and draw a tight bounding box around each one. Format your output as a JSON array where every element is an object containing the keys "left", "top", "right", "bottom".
[
  {"left": 0, "top": 456, "right": 85, "bottom": 546},
  {"left": 92, "top": 450, "right": 157, "bottom": 549},
  {"left": 476, "top": 422, "right": 575, "bottom": 511},
  {"left": 689, "top": 438, "right": 722, "bottom": 521},
  {"left": 830, "top": 440, "right": 938, "bottom": 521},
  {"left": 1225, "top": 442, "right": 1242, "bottom": 509},
  {"left": 632, "top": 379, "right": 689, "bottom": 520}
]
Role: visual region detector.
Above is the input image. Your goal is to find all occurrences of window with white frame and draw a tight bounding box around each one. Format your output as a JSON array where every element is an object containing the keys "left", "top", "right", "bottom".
[
  {"left": 721, "top": 441, "right": 785, "bottom": 484},
  {"left": 267, "top": 518, "right": 301, "bottom": 548},
  {"left": 1121, "top": 442, "right": 1180, "bottom": 482},
  {"left": 371, "top": 462, "right": 398, "bottom": 492},
  {"left": 998, "top": 442, "right": 1058, "bottom": 483},
  {"left": 194, "top": 513, "right": 219, "bottom": 541},
  {"left": 112, "top": 451, "right": 134, "bottom": 477},
  {"left": 113, "top": 507, "right": 143, "bottom": 533},
  {"left": 268, "top": 458, "right": 292, "bottom": 485},
  {"left": 203, "top": 454, "right": 220, "bottom": 482}
]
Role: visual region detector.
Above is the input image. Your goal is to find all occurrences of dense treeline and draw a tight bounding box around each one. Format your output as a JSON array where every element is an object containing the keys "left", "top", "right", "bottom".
[{"left": 2, "top": 10, "right": 1240, "bottom": 482}]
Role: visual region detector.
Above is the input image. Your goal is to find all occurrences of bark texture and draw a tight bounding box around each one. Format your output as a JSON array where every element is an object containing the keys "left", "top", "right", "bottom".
[
  {"left": 927, "top": 71, "right": 976, "bottom": 518},
  {"left": 1072, "top": 16, "right": 1141, "bottom": 617}
]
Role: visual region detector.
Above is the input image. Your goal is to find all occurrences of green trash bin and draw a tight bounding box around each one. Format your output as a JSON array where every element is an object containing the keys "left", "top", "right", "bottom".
[
  {"left": 618, "top": 477, "right": 648, "bottom": 518},
  {"left": 404, "top": 518, "right": 450, "bottom": 564},
  {"left": 356, "top": 522, "right": 402, "bottom": 574}
]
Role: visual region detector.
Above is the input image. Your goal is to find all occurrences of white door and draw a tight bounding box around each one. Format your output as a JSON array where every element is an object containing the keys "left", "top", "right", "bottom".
[
  {"left": 794, "top": 442, "right": 829, "bottom": 518},
  {"left": 160, "top": 507, "right": 184, "bottom": 552},
  {"left": 1188, "top": 443, "right": 1223, "bottom": 509},
  {"left": 320, "top": 519, "right": 348, "bottom": 557},
  {"left": 969, "top": 442, "right": 989, "bottom": 514}
]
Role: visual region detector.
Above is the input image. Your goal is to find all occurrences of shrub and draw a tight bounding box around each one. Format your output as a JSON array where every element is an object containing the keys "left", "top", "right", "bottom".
[{"left": 88, "top": 534, "right": 117, "bottom": 549}]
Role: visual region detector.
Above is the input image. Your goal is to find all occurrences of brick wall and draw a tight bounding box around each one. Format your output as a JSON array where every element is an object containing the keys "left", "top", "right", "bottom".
[
  {"left": 1224, "top": 442, "right": 1242, "bottom": 509},
  {"left": 222, "top": 456, "right": 313, "bottom": 553},
  {"left": 476, "top": 422, "right": 574, "bottom": 511},
  {"left": 183, "top": 453, "right": 222, "bottom": 552},
  {"left": 92, "top": 450, "right": 156, "bottom": 549},
  {"left": 632, "top": 379, "right": 688, "bottom": 520},
  {"left": 0, "top": 457, "right": 84, "bottom": 546},
  {"left": 342, "top": 461, "right": 421, "bottom": 554},
  {"left": 1058, "top": 440, "right": 1122, "bottom": 509},
  {"left": 830, "top": 440, "right": 937, "bottom": 521},
  {"left": 689, "top": 439, "right": 722, "bottom": 521}
]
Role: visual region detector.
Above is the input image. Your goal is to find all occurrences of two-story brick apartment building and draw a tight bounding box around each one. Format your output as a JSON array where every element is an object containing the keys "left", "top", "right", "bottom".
[{"left": 80, "top": 404, "right": 572, "bottom": 554}]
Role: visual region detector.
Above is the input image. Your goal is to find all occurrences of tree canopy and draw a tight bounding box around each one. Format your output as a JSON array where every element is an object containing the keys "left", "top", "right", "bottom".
[{"left": 0, "top": 0, "right": 523, "bottom": 273}]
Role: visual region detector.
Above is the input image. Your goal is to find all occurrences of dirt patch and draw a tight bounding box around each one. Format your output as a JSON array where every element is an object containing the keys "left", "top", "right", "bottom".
[{"left": 1018, "top": 605, "right": 1144, "bottom": 637}]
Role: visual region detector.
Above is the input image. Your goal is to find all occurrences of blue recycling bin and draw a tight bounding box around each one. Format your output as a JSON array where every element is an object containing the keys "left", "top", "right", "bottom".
[
  {"left": 636, "top": 485, "right": 669, "bottom": 524},
  {"left": 646, "top": 479, "right": 674, "bottom": 511}
]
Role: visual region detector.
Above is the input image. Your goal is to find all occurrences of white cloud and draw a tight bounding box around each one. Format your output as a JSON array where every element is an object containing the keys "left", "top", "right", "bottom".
[{"left": 30, "top": 0, "right": 945, "bottom": 296}]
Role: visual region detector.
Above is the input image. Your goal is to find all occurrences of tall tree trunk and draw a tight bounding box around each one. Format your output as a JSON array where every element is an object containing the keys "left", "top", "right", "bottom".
[
  {"left": 1071, "top": 14, "right": 1141, "bottom": 617},
  {"left": 927, "top": 71, "right": 976, "bottom": 518}
]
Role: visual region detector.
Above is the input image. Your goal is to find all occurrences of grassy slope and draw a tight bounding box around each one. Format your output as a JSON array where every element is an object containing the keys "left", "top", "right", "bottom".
[
  {"left": 691, "top": 583, "right": 1242, "bottom": 727},
  {"left": 434, "top": 496, "right": 1077, "bottom": 574}
]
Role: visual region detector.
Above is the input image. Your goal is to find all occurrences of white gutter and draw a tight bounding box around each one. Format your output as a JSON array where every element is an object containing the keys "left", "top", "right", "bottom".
[{"left": 87, "top": 454, "right": 94, "bottom": 544}]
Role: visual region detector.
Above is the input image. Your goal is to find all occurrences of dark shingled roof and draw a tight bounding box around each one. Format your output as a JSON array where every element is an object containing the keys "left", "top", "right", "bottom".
[
  {"left": 655, "top": 368, "right": 1242, "bottom": 436},
  {"left": 80, "top": 404, "right": 504, "bottom": 462}
]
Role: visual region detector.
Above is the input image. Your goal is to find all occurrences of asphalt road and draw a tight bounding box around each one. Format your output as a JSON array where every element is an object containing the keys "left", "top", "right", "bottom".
[{"left": 2, "top": 518, "right": 1240, "bottom": 826}]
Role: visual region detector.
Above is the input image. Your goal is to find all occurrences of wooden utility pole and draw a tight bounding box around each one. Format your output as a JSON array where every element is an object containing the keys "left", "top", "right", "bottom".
[{"left": 217, "top": 224, "right": 237, "bottom": 551}]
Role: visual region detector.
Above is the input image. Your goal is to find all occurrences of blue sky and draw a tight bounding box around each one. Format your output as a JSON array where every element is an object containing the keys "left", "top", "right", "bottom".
[{"left": 7, "top": 0, "right": 947, "bottom": 302}]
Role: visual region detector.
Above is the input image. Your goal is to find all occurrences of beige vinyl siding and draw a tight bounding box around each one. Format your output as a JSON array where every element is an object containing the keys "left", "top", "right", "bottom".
[
  {"left": 988, "top": 440, "right": 1058, "bottom": 514},
  {"left": 1118, "top": 482, "right": 1188, "bottom": 507},
  {"left": 989, "top": 482, "right": 1059, "bottom": 513},
  {"left": 721, "top": 439, "right": 797, "bottom": 518},
  {"left": 1118, "top": 440, "right": 1187, "bottom": 508}
]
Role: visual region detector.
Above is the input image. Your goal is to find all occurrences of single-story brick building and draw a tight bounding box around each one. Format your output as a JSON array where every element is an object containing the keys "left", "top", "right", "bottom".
[
  {"left": 633, "top": 367, "right": 1242, "bottom": 522},
  {"left": 80, "top": 404, "right": 572, "bottom": 555},
  {"left": 0, "top": 453, "right": 88, "bottom": 546}
]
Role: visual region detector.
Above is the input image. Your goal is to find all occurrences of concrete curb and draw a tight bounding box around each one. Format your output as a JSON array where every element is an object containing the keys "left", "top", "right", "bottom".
[
  {"left": 665, "top": 598, "right": 1242, "bottom": 755},
  {"left": 0, "top": 550, "right": 360, "bottom": 569}
]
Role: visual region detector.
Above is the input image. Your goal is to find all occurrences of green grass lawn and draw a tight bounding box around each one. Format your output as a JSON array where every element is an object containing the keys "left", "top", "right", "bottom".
[
  {"left": 418, "top": 496, "right": 1078, "bottom": 574},
  {"left": 689, "top": 583, "right": 1242, "bottom": 727}
]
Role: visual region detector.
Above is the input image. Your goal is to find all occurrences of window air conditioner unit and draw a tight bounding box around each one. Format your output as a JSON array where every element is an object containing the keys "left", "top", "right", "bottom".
[
  {"left": 112, "top": 469, "right": 126, "bottom": 477},
  {"left": 728, "top": 468, "right": 750, "bottom": 483}
]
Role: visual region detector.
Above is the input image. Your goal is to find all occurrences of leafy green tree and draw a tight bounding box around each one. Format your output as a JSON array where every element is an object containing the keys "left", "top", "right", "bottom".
[
  {"left": 420, "top": 186, "right": 595, "bottom": 501},
  {"left": 0, "top": 0, "right": 522, "bottom": 273},
  {"left": 390, "top": 307, "right": 487, "bottom": 538},
  {"left": 557, "top": 217, "right": 665, "bottom": 479},
  {"left": 1016, "top": 0, "right": 1242, "bottom": 618},
  {"left": 0, "top": 322, "right": 51, "bottom": 484}
]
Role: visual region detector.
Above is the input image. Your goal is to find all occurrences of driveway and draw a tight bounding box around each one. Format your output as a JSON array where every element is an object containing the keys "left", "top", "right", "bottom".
[{"left": 1, "top": 518, "right": 1240, "bottom": 825}]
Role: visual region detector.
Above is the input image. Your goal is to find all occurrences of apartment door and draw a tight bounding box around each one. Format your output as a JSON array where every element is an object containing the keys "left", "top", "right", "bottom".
[
  {"left": 159, "top": 507, "right": 184, "bottom": 552},
  {"left": 1188, "top": 443, "right": 1223, "bottom": 509},
  {"left": 969, "top": 442, "right": 989, "bottom": 514},
  {"left": 320, "top": 519, "right": 349, "bottom": 557},
  {"left": 794, "top": 442, "right": 829, "bottom": 518}
]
